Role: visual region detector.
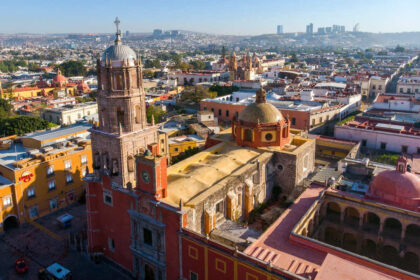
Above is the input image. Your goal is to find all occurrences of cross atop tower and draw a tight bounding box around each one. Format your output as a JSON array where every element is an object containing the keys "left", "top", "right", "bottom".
[{"left": 114, "top": 17, "right": 120, "bottom": 34}]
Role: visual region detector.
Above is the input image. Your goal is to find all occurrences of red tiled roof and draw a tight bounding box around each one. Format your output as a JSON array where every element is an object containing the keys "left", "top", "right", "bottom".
[{"left": 244, "top": 185, "right": 327, "bottom": 278}]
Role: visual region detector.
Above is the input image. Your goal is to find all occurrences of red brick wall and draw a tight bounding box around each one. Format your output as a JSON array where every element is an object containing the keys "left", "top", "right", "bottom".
[
  {"left": 200, "top": 101, "right": 246, "bottom": 122},
  {"left": 200, "top": 100, "right": 311, "bottom": 130},
  {"left": 181, "top": 230, "right": 301, "bottom": 280},
  {"left": 87, "top": 176, "right": 134, "bottom": 271}
]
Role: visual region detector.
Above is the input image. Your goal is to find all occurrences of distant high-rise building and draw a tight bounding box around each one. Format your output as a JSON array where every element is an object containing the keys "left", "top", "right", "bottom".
[
  {"left": 353, "top": 23, "right": 360, "bottom": 32},
  {"left": 306, "top": 23, "right": 313, "bottom": 34},
  {"left": 326, "top": 27, "right": 332, "bottom": 33},
  {"left": 332, "top": 25, "right": 340, "bottom": 33},
  {"left": 318, "top": 27, "right": 326, "bottom": 35},
  {"left": 171, "top": 30, "right": 179, "bottom": 36},
  {"left": 340, "top": 25, "right": 345, "bottom": 33},
  {"left": 125, "top": 30, "right": 130, "bottom": 37},
  {"left": 153, "top": 29, "right": 163, "bottom": 36},
  {"left": 277, "top": 25, "right": 283, "bottom": 34}
]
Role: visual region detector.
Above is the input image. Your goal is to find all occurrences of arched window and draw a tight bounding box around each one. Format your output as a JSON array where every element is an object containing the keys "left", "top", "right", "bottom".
[
  {"left": 115, "top": 73, "right": 123, "bottom": 90},
  {"left": 128, "top": 156, "right": 135, "bottom": 172},
  {"left": 111, "top": 159, "right": 119, "bottom": 176},
  {"left": 117, "top": 107, "right": 125, "bottom": 127},
  {"left": 135, "top": 105, "right": 141, "bottom": 124},
  {"left": 102, "top": 152, "right": 109, "bottom": 169},
  {"left": 94, "top": 152, "right": 101, "bottom": 169}
]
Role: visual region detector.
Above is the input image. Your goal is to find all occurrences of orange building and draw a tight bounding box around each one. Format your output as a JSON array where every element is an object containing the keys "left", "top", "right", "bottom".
[{"left": 0, "top": 124, "right": 92, "bottom": 232}]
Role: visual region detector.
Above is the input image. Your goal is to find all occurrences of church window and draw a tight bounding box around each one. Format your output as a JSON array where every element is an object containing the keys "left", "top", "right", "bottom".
[
  {"left": 94, "top": 152, "right": 101, "bottom": 169},
  {"left": 244, "top": 129, "right": 252, "bottom": 141},
  {"left": 111, "top": 159, "right": 119, "bottom": 176},
  {"left": 143, "top": 228, "right": 153, "bottom": 246},
  {"left": 265, "top": 133, "right": 273, "bottom": 141},
  {"left": 190, "top": 272, "right": 198, "bottom": 280},
  {"left": 117, "top": 107, "right": 125, "bottom": 127},
  {"left": 103, "top": 190, "right": 113, "bottom": 206},
  {"left": 291, "top": 117, "right": 296, "bottom": 125},
  {"left": 215, "top": 200, "right": 224, "bottom": 214},
  {"left": 135, "top": 105, "right": 141, "bottom": 124},
  {"left": 303, "top": 154, "right": 309, "bottom": 172},
  {"left": 115, "top": 73, "right": 123, "bottom": 90},
  {"left": 128, "top": 156, "right": 135, "bottom": 172},
  {"left": 108, "top": 237, "right": 115, "bottom": 251},
  {"left": 226, "top": 110, "right": 229, "bottom": 117}
]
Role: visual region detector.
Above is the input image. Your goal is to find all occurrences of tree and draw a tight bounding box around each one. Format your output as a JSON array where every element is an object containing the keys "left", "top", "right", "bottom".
[
  {"left": 0, "top": 116, "right": 56, "bottom": 136},
  {"left": 190, "top": 60, "right": 206, "bottom": 70},
  {"left": 209, "top": 85, "right": 239, "bottom": 97},
  {"left": 143, "top": 69, "right": 154, "bottom": 79},
  {"left": 146, "top": 105, "right": 165, "bottom": 123},
  {"left": 290, "top": 53, "right": 298, "bottom": 63},
  {"left": 28, "top": 63, "right": 40, "bottom": 72},
  {"left": 395, "top": 45, "right": 405, "bottom": 53},
  {"left": 181, "top": 86, "right": 217, "bottom": 103},
  {"left": 59, "top": 60, "right": 87, "bottom": 77},
  {"left": 144, "top": 59, "right": 161, "bottom": 69},
  {"left": 0, "top": 98, "right": 12, "bottom": 119}
]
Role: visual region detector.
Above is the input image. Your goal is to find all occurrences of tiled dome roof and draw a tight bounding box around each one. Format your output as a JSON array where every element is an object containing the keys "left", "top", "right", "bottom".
[
  {"left": 239, "top": 88, "right": 283, "bottom": 124},
  {"left": 366, "top": 168, "right": 420, "bottom": 212}
]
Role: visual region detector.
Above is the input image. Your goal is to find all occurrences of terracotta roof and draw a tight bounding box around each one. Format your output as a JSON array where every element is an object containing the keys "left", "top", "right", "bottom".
[{"left": 244, "top": 185, "right": 327, "bottom": 279}]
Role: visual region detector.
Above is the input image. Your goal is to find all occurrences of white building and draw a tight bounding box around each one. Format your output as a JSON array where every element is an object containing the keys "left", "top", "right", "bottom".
[
  {"left": 168, "top": 70, "right": 229, "bottom": 86},
  {"left": 43, "top": 102, "right": 98, "bottom": 125},
  {"left": 335, "top": 122, "right": 420, "bottom": 154},
  {"left": 397, "top": 76, "right": 420, "bottom": 94}
]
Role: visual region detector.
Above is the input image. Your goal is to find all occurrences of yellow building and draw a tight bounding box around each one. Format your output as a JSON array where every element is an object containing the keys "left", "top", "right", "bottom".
[
  {"left": 168, "top": 135, "right": 205, "bottom": 160},
  {"left": 0, "top": 123, "right": 92, "bottom": 232},
  {"left": 0, "top": 86, "right": 77, "bottom": 100},
  {"left": 315, "top": 136, "right": 360, "bottom": 160}
]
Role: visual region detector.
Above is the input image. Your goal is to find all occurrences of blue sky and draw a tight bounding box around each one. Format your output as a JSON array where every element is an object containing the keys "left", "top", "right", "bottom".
[{"left": 2, "top": 0, "right": 420, "bottom": 35}]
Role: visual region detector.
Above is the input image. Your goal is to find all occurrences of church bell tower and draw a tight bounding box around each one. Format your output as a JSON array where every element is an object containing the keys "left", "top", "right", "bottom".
[{"left": 90, "top": 18, "right": 162, "bottom": 188}]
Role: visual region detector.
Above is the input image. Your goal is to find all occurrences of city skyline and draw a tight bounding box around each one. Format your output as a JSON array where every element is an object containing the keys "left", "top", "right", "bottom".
[{"left": 1, "top": 0, "right": 420, "bottom": 35}]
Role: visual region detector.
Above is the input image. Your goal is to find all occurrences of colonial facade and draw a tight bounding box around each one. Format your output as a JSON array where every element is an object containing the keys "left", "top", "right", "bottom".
[{"left": 86, "top": 19, "right": 315, "bottom": 280}]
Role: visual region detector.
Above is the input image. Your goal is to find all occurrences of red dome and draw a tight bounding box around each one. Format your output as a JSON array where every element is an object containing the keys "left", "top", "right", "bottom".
[
  {"left": 366, "top": 169, "right": 420, "bottom": 212},
  {"left": 77, "top": 82, "right": 90, "bottom": 92},
  {"left": 53, "top": 70, "right": 67, "bottom": 83}
]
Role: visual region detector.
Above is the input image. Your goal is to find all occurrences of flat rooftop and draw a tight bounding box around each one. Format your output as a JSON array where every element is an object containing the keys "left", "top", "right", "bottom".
[
  {"left": 203, "top": 92, "right": 332, "bottom": 112},
  {"left": 22, "top": 123, "right": 91, "bottom": 142},
  {"left": 167, "top": 134, "right": 204, "bottom": 144},
  {"left": 316, "top": 254, "right": 399, "bottom": 280},
  {"left": 44, "top": 101, "right": 97, "bottom": 112}
]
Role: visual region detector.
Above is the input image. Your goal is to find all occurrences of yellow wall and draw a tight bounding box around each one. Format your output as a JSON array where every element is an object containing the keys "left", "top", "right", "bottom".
[
  {"left": 1, "top": 87, "right": 76, "bottom": 99},
  {"left": 0, "top": 143, "right": 92, "bottom": 231},
  {"left": 316, "top": 138, "right": 357, "bottom": 159},
  {"left": 169, "top": 140, "right": 201, "bottom": 158}
]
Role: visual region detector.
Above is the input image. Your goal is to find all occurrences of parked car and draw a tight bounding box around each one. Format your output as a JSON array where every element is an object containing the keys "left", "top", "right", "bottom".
[{"left": 15, "top": 257, "right": 28, "bottom": 274}]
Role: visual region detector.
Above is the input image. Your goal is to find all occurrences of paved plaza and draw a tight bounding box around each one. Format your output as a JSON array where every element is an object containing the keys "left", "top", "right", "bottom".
[{"left": 0, "top": 203, "right": 131, "bottom": 280}]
